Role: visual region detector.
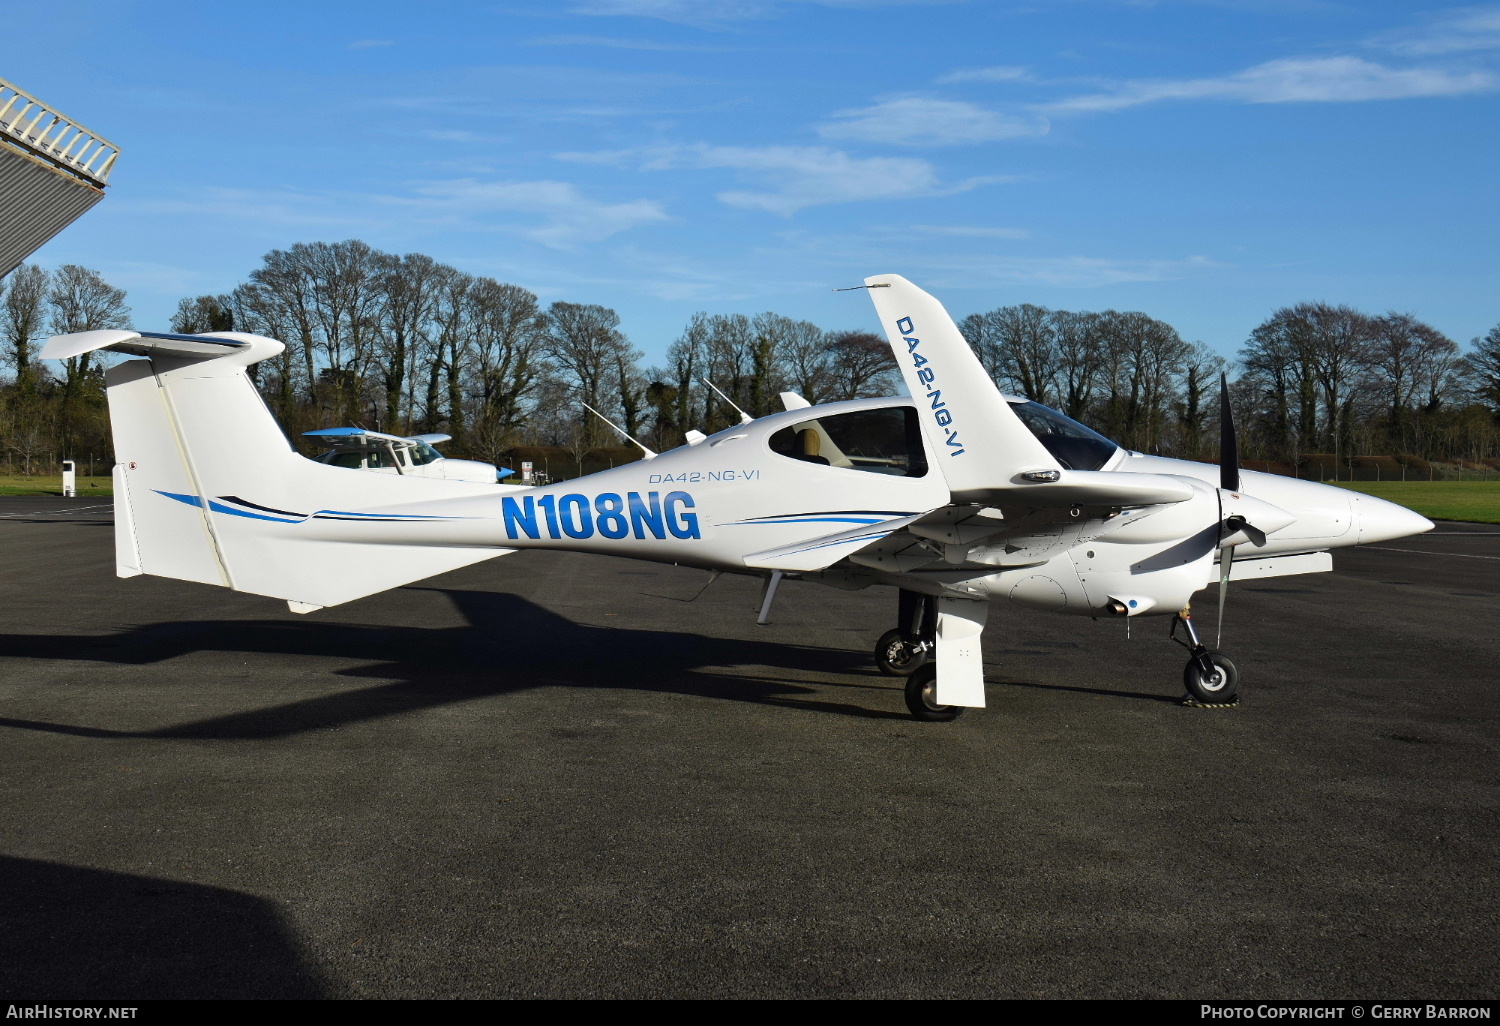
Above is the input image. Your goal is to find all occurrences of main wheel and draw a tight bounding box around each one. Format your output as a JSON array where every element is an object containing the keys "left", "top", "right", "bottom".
[
  {"left": 875, "top": 628, "right": 930, "bottom": 677},
  {"left": 1183, "top": 651, "right": 1240, "bottom": 704},
  {"left": 904, "top": 664, "right": 965, "bottom": 722}
]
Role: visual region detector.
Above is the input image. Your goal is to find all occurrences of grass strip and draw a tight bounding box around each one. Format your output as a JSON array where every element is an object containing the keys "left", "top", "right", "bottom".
[{"left": 1333, "top": 481, "right": 1500, "bottom": 524}]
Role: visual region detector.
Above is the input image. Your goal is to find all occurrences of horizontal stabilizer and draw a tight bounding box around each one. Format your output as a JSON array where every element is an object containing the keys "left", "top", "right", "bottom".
[
  {"left": 42, "top": 329, "right": 282, "bottom": 362},
  {"left": 743, "top": 513, "right": 924, "bottom": 572}
]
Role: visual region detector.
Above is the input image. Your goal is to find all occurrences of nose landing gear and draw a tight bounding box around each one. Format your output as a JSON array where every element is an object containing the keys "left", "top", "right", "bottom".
[{"left": 1170, "top": 606, "right": 1240, "bottom": 706}]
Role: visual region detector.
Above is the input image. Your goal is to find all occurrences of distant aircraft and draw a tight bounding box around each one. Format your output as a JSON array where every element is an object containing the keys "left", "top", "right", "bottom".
[
  {"left": 303, "top": 427, "right": 511, "bottom": 484},
  {"left": 42, "top": 278, "right": 1431, "bottom": 721}
]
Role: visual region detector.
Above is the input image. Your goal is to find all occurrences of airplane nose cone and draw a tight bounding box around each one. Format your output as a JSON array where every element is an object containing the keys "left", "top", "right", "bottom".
[{"left": 1351, "top": 493, "right": 1434, "bottom": 544}]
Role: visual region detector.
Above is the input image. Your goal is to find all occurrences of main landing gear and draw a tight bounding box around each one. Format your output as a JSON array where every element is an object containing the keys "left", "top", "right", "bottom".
[
  {"left": 878, "top": 592, "right": 966, "bottom": 721},
  {"left": 1170, "top": 606, "right": 1240, "bottom": 706},
  {"left": 875, "top": 591, "right": 934, "bottom": 677}
]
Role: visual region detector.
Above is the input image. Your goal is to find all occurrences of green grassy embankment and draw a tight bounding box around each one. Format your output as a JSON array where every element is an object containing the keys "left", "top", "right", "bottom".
[
  {"left": 0, "top": 475, "right": 113, "bottom": 497},
  {"left": 1333, "top": 481, "right": 1500, "bottom": 524}
]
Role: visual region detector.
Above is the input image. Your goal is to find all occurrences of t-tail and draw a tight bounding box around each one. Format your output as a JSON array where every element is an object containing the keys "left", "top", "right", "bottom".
[{"left": 42, "top": 329, "right": 517, "bottom": 613}]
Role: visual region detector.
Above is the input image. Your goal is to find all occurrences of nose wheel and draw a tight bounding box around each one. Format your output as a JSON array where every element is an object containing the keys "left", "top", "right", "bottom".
[{"left": 1171, "top": 608, "right": 1240, "bottom": 706}]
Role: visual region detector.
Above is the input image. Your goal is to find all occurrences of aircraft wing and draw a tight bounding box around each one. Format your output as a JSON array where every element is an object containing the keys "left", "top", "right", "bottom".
[
  {"left": 743, "top": 513, "right": 926, "bottom": 572},
  {"left": 743, "top": 499, "right": 1182, "bottom": 575},
  {"left": 303, "top": 427, "right": 415, "bottom": 446}
]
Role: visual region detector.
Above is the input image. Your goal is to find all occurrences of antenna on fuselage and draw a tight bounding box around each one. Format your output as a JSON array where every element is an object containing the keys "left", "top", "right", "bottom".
[
  {"left": 700, "top": 379, "right": 752, "bottom": 425},
  {"left": 579, "top": 401, "right": 657, "bottom": 460}
]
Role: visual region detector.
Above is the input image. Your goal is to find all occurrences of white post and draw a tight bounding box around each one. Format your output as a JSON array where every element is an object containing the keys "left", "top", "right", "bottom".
[{"left": 61, "top": 459, "right": 76, "bottom": 497}]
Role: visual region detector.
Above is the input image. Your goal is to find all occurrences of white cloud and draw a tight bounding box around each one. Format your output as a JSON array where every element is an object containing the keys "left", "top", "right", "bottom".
[
  {"left": 125, "top": 188, "right": 383, "bottom": 229},
  {"left": 348, "top": 39, "right": 393, "bottom": 50},
  {"left": 937, "top": 66, "right": 1031, "bottom": 84},
  {"left": 560, "top": 143, "right": 1009, "bottom": 214},
  {"left": 125, "top": 181, "right": 668, "bottom": 251},
  {"left": 818, "top": 98, "right": 1047, "bottom": 145},
  {"left": 920, "top": 254, "right": 1217, "bottom": 289},
  {"left": 1371, "top": 6, "right": 1500, "bottom": 55},
  {"left": 568, "top": 0, "right": 773, "bottom": 23},
  {"left": 402, "top": 179, "right": 669, "bottom": 248},
  {"left": 569, "top": 0, "right": 956, "bottom": 25},
  {"left": 1047, "top": 56, "right": 1497, "bottom": 113},
  {"left": 527, "top": 34, "right": 743, "bottom": 51},
  {"left": 910, "top": 224, "right": 1030, "bottom": 239}
]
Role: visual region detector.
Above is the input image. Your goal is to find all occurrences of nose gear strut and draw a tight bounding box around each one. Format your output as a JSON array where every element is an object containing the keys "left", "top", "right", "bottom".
[{"left": 1170, "top": 605, "right": 1240, "bottom": 707}]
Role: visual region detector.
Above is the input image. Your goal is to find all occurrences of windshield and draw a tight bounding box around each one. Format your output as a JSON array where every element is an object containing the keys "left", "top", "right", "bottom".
[
  {"left": 409, "top": 441, "right": 443, "bottom": 466},
  {"left": 1009, "top": 401, "right": 1119, "bottom": 471}
]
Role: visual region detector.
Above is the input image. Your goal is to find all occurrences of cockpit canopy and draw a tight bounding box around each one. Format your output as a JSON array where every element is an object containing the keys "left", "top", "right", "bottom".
[
  {"left": 1007, "top": 400, "right": 1119, "bottom": 471},
  {"left": 763, "top": 399, "right": 1118, "bottom": 476}
]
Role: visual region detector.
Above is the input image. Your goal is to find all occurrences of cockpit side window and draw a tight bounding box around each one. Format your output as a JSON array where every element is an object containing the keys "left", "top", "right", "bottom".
[
  {"left": 408, "top": 441, "right": 443, "bottom": 466},
  {"left": 768, "top": 406, "right": 928, "bottom": 477},
  {"left": 1009, "top": 401, "right": 1119, "bottom": 471}
]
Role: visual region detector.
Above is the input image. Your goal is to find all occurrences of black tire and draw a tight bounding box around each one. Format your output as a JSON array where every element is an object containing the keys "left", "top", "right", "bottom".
[
  {"left": 875, "top": 628, "right": 930, "bottom": 677},
  {"left": 1183, "top": 651, "right": 1240, "bottom": 704},
  {"left": 904, "top": 664, "right": 965, "bottom": 722}
]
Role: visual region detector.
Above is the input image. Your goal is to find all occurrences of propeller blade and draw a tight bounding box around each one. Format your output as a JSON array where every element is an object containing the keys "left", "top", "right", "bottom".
[
  {"left": 1217, "top": 545, "right": 1233, "bottom": 648},
  {"left": 1219, "top": 372, "right": 1240, "bottom": 494}
]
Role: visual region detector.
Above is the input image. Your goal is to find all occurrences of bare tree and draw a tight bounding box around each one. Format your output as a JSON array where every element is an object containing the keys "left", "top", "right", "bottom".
[
  {"left": 170, "top": 294, "right": 235, "bottom": 335},
  {"left": 1464, "top": 324, "right": 1500, "bottom": 414},
  {"left": 467, "top": 277, "right": 545, "bottom": 448},
  {"left": 1, "top": 263, "right": 49, "bottom": 394},
  {"left": 541, "top": 301, "right": 632, "bottom": 447},
  {"left": 374, "top": 253, "right": 442, "bottom": 433},
  {"left": 663, "top": 313, "right": 709, "bottom": 443},
  {"left": 825, "top": 330, "right": 897, "bottom": 401},
  {"left": 1050, "top": 310, "right": 1101, "bottom": 421},
  {"left": 47, "top": 264, "right": 130, "bottom": 455},
  {"left": 777, "top": 317, "right": 833, "bottom": 406},
  {"left": 1176, "top": 342, "right": 1225, "bottom": 459},
  {"left": 1240, "top": 306, "right": 1322, "bottom": 459}
]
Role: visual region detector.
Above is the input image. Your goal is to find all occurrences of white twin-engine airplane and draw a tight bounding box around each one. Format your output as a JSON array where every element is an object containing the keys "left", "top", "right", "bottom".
[{"left": 43, "top": 275, "right": 1432, "bottom": 721}]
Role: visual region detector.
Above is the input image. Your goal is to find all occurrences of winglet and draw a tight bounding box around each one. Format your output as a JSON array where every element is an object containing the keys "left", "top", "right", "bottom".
[{"left": 864, "top": 274, "right": 1059, "bottom": 502}]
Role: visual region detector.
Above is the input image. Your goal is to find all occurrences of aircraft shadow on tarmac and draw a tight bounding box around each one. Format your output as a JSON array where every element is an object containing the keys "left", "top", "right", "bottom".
[
  {"left": 0, "top": 588, "right": 933, "bottom": 739},
  {"left": 0, "top": 855, "right": 322, "bottom": 998}
]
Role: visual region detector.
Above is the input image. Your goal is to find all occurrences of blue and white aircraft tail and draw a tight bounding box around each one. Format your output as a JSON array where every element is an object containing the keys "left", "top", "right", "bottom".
[{"left": 44, "top": 329, "right": 517, "bottom": 612}]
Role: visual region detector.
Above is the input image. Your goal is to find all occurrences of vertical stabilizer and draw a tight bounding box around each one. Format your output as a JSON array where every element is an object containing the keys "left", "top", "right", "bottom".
[
  {"left": 66, "top": 331, "right": 517, "bottom": 610},
  {"left": 864, "top": 274, "right": 1059, "bottom": 502}
]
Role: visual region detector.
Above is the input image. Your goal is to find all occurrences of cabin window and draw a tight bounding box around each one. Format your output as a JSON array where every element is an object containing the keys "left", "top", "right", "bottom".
[
  {"left": 768, "top": 406, "right": 928, "bottom": 477},
  {"left": 1009, "top": 401, "right": 1119, "bottom": 471},
  {"left": 409, "top": 441, "right": 443, "bottom": 466},
  {"left": 366, "top": 448, "right": 398, "bottom": 469},
  {"left": 329, "top": 452, "right": 365, "bottom": 469}
]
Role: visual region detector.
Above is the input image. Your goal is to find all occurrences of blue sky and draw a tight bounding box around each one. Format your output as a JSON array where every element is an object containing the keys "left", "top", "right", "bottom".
[{"left": 8, "top": 0, "right": 1499, "bottom": 364}]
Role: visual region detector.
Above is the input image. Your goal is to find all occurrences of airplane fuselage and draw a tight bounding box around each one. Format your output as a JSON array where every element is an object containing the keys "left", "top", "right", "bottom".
[{"left": 284, "top": 395, "right": 1427, "bottom": 620}]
